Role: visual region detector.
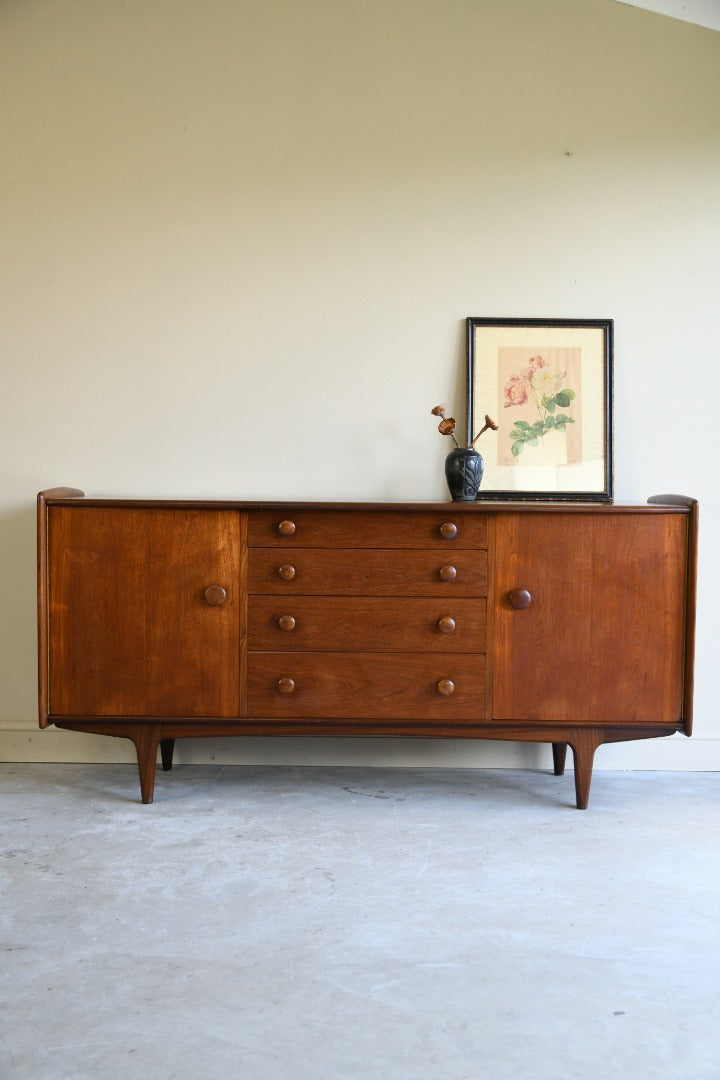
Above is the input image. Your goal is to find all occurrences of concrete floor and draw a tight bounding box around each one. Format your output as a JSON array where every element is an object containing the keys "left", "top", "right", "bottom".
[{"left": 1, "top": 764, "right": 718, "bottom": 1080}]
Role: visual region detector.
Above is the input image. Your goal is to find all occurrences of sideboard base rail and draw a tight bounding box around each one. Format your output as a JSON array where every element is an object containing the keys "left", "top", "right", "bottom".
[{"left": 52, "top": 720, "right": 681, "bottom": 808}]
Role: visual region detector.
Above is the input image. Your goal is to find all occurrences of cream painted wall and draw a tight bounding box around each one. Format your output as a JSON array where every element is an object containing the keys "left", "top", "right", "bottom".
[{"left": 1, "top": 0, "right": 718, "bottom": 770}]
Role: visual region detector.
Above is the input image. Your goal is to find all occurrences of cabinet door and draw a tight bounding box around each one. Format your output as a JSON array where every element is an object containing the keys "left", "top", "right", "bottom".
[
  {"left": 492, "top": 512, "right": 688, "bottom": 724},
  {"left": 47, "top": 507, "right": 241, "bottom": 718}
]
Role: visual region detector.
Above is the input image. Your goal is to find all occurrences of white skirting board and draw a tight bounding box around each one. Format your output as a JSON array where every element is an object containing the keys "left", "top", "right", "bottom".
[{"left": 1, "top": 726, "right": 718, "bottom": 771}]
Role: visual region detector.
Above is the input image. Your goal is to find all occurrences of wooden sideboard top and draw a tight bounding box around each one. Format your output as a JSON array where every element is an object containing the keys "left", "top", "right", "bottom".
[{"left": 37, "top": 488, "right": 696, "bottom": 514}]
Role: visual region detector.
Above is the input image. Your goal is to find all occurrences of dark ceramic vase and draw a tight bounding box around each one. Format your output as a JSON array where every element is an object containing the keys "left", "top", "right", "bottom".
[{"left": 445, "top": 447, "right": 484, "bottom": 502}]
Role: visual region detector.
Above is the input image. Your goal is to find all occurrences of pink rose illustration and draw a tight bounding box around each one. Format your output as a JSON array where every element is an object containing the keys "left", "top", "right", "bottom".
[
  {"left": 523, "top": 354, "right": 548, "bottom": 378},
  {"left": 503, "top": 374, "right": 530, "bottom": 408}
]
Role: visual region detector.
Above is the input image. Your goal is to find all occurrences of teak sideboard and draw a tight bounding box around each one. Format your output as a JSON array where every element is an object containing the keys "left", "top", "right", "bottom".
[{"left": 37, "top": 489, "right": 698, "bottom": 808}]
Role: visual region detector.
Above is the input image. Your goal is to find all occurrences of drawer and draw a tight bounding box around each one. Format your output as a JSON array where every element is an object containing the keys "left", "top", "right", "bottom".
[
  {"left": 248, "top": 597, "right": 486, "bottom": 652},
  {"left": 248, "top": 548, "right": 488, "bottom": 597},
  {"left": 247, "top": 652, "right": 485, "bottom": 720},
  {"left": 248, "top": 510, "right": 487, "bottom": 549}
]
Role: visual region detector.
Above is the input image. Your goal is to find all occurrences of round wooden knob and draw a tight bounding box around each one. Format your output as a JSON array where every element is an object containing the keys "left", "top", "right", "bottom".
[
  {"left": 278, "top": 564, "right": 296, "bottom": 581},
  {"left": 278, "top": 615, "right": 296, "bottom": 631},
  {"left": 277, "top": 520, "right": 296, "bottom": 537},
  {"left": 203, "top": 585, "right": 227, "bottom": 606},
  {"left": 437, "top": 616, "right": 456, "bottom": 634},
  {"left": 437, "top": 678, "right": 455, "bottom": 696},
  {"left": 439, "top": 565, "right": 457, "bottom": 582},
  {"left": 277, "top": 677, "right": 296, "bottom": 694},
  {"left": 508, "top": 588, "right": 532, "bottom": 610},
  {"left": 439, "top": 522, "right": 458, "bottom": 540}
]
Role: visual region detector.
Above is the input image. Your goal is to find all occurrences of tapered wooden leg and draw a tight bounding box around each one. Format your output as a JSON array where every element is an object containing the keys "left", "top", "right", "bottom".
[
  {"left": 569, "top": 732, "right": 602, "bottom": 810},
  {"left": 551, "top": 742, "right": 568, "bottom": 776},
  {"left": 160, "top": 738, "right": 175, "bottom": 772},
  {"left": 128, "top": 724, "right": 161, "bottom": 804}
]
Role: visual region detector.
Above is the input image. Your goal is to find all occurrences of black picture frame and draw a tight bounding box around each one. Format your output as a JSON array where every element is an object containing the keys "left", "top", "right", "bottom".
[{"left": 466, "top": 317, "right": 613, "bottom": 501}]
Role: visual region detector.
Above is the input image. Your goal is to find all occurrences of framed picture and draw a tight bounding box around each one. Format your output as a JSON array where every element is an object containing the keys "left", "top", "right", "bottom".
[{"left": 466, "top": 317, "right": 613, "bottom": 501}]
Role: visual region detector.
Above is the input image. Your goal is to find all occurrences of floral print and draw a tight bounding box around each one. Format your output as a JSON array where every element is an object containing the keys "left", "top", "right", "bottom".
[{"left": 502, "top": 356, "right": 576, "bottom": 457}]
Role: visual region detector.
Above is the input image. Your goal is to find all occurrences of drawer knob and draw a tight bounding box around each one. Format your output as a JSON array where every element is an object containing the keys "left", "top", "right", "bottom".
[
  {"left": 437, "top": 678, "right": 455, "bottom": 696},
  {"left": 277, "top": 520, "right": 296, "bottom": 537},
  {"left": 508, "top": 588, "right": 532, "bottom": 610},
  {"left": 277, "top": 677, "right": 296, "bottom": 694},
  {"left": 439, "top": 565, "right": 457, "bottom": 582},
  {"left": 278, "top": 564, "right": 296, "bottom": 581},
  {"left": 278, "top": 614, "right": 296, "bottom": 631},
  {"left": 437, "top": 616, "right": 456, "bottom": 634},
  {"left": 439, "top": 521, "right": 458, "bottom": 540},
  {"left": 203, "top": 585, "right": 227, "bottom": 606}
]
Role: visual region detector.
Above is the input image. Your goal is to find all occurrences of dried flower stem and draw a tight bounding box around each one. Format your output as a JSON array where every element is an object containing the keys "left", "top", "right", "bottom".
[
  {"left": 432, "top": 405, "right": 496, "bottom": 449},
  {"left": 431, "top": 404, "right": 460, "bottom": 447},
  {"left": 470, "top": 414, "right": 498, "bottom": 448},
  {"left": 441, "top": 422, "right": 461, "bottom": 449}
]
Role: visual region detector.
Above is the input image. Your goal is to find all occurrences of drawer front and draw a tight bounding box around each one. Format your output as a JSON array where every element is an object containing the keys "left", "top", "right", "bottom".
[
  {"left": 247, "top": 652, "right": 485, "bottom": 720},
  {"left": 248, "top": 510, "right": 487, "bottom": 549},
  {"left": 248, "top": 548, "right": 488, "bottom": 597},
  {"left": 248, "top": 597, "right": 486, "bottom": 652}
]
